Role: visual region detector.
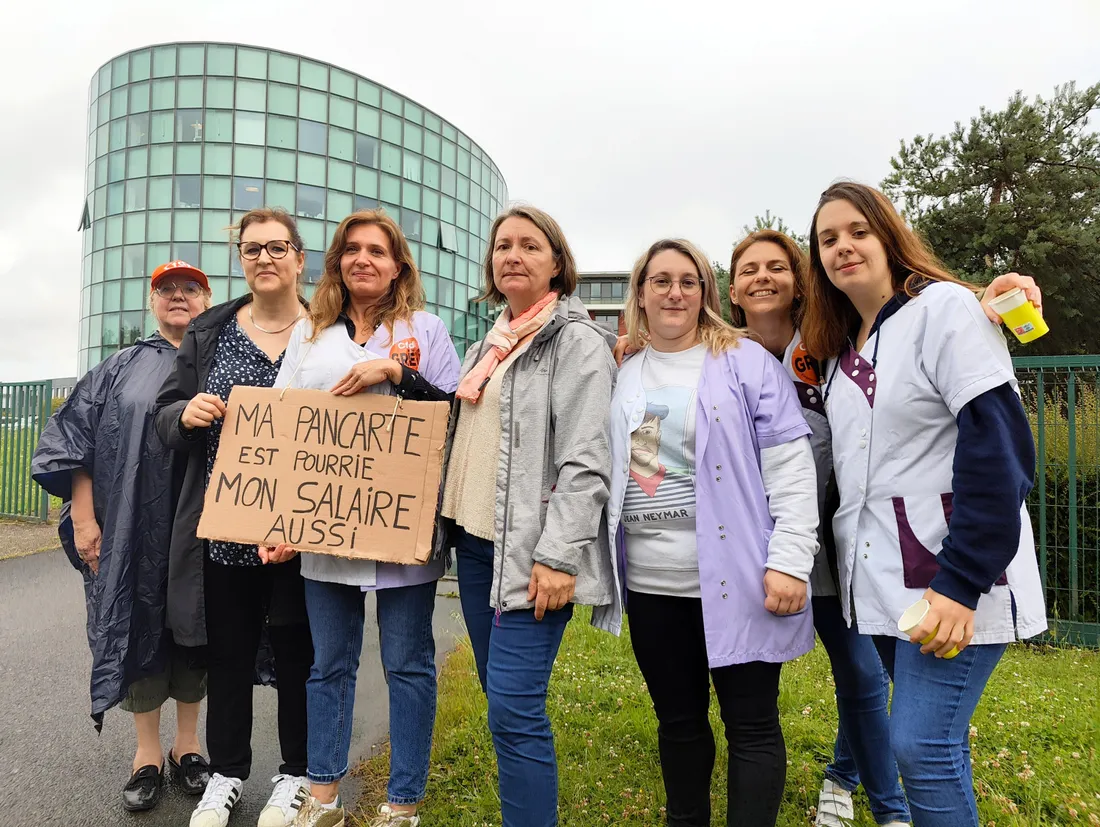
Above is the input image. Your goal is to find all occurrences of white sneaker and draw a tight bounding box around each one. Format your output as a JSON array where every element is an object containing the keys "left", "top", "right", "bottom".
[
  {"left": 368, "top": 804, "right": 421, "bottom": 826},
  {"left": 258, "top": 774, "right": 309, "bottom": 827},
  {"left": 190, "top": 773, "right": 243, "bottom": 827},
  {"left": 292, "top": 794, "right": 345, "bottom": 827},
  {"left": 815, "top": 779, "right": 855, "bottom": 826}
]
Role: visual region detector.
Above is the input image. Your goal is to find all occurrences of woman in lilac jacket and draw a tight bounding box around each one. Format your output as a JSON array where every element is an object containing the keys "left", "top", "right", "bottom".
[{"left": 597, "top": 238, "right": 819, "bottom": 827}]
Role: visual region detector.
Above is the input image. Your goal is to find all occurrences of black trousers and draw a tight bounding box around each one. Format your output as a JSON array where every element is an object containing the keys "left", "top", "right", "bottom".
[
  {"left": 628, "top": 590, "right": 786, "bottom": 827},
  {"left": 203, "top": 556, "right": 313, "bottom": 780}
]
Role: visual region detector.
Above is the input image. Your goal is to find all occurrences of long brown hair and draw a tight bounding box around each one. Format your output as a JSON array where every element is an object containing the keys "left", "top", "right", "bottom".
[
  {"left": 232, "top": 207, "right": 306, "bottom": 298},
  {"left": 624, "top": 238, "right": 746, "bottom": 354},
  {"left": 801, "top": 181, "right": 977, "bottom": 359},
  {"left": 729, "top": 229, "right": 809, "bottom": 328},
  {"left": 478, "top": 205, "right": 579, "bottom": 304},
  {"left": 308, "top": 209, "right": 425, "bottom": 343}
]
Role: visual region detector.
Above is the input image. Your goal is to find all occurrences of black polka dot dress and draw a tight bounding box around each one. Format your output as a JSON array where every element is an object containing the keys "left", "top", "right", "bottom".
[{"left": 204, "top": 318, "right": 285, "bottom": 566}]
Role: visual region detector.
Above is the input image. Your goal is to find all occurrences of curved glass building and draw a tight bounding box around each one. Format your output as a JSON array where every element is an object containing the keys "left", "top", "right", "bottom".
[{"left": 80, "top": 42, "right": 507, "bottom": 373}]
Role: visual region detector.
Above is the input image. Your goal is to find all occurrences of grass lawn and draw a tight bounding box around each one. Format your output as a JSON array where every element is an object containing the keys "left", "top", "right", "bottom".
[{"left": 353, "top": 607, "right": 1099, "bottom": 826}]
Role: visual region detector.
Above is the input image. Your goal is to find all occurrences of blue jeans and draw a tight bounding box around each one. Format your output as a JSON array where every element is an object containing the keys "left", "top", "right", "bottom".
[
  {"left": 874, "top": 636, "right": 1007, "bottom": 827},
  {"left": 303, "top": 578, "right": 438, "bottom": 805},
  {"left": 455, "top": 528, "right": 573, "bottom": 827},
  {"left": 813, "top": 598, "right": 910, "bottom": 825}
]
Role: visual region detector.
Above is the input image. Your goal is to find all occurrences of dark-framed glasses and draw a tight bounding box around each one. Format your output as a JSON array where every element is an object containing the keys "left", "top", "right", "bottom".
[
  {"left": 154, "top": 281, "right": 204, "bottom": 298},
  {"left": 237, "top": 240, "right": 299, "bottom": 260},
  {"left": 645, "top": 275, "right": 703, "bottom": 296}
]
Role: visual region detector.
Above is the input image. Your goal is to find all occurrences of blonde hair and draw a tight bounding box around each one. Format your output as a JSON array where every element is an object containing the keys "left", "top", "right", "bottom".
[
  {"left": 308, "top": 209, "right": 424, "bottom": 343},
  {"left": 479, "top": 205, "right": 579, "bottom": 304},
  {"left": 625, "top": 238, "right": 746, "bottom": 354}
]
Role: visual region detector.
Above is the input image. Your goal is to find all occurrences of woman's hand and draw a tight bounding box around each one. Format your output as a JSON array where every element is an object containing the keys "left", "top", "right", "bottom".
[
  {"left": 257, "top": 543, "right": 299, "bottom": 565},
  {"left": 73, "top": 518, "right": 102, "bottom": 575},
  {"left": 913, "top": 588, "right": 975, "bottom": 657},
  {"left": 981, "top": 273, "right": 1043, "bottom": 324},
  {"left": 763, "top": 569, "right": 807, "bottom": 615},
  {"left": 527, "top": 562, "right": 576, "bottom": 620},
  {"left": 181, "top": 393, "right": 226, "bottom": 430},
  {"left": 331, "top": 359, "right": 402, "bottom": 396},
  {"left": 612, "top": 335, "right": 645, "bottom": 367}
]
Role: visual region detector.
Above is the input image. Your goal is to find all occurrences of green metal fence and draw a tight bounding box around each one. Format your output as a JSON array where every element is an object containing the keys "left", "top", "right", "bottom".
[
  {"left": 0, "top": 381, "right": 52, "bottom": 521},
  {"left": 1014, "top": 356, "right": 1100, "bottom": 646}
]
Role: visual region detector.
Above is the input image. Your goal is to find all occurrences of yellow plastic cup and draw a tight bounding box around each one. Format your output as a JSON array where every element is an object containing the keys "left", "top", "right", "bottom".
[
  {"left": 898, "top": 599, "right": 960, "bottom": 659},
  {"left": 987, "top": 287, "right": 1049, "bottom": 344}
]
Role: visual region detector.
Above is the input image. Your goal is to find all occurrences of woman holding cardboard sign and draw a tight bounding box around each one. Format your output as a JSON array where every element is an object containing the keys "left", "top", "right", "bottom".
[
  {"left": 800, "top": 182, "right": 1047, "bottom": 827},
  {"left": 437, "top": 205, "right": 617, "bottom": 827},
  {"left": 264, "top": 209, "right": 460, "bottom": 827},
  {"left": 154, "top": 207, "right": 315, "bottom": 827}
]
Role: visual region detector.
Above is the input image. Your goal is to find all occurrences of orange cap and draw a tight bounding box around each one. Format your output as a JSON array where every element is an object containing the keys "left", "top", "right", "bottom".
[{"left": 150, "top": 260, "right": 210, "bottom": 291}]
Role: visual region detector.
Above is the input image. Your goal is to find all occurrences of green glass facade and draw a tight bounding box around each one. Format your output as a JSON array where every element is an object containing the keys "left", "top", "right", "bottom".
[{"left": 80, "top": 42, "right": 507, "bottom": 374}]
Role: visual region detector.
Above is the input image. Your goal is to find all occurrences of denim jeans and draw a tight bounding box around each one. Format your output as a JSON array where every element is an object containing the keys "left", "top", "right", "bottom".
[
  {"left": 874, "top": 636, "right": 1008, "bottom": 827},
  {"left": 813, "top": 597, "right": 910, "bottom": 825},
  {"left": 455, "top": 527, "right": 573, "bottom": 827},
  {"left": 303, "top": 577, "right": 438, "bottom": 805}
]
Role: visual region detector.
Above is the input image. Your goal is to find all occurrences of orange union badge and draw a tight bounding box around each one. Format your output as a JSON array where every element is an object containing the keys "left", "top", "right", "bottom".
[
  {"left": 791, "top": 341, "right": 820, "bottom": 385},
  {"left": 390, "top": 337, "right": 421, "bottom": 371}
]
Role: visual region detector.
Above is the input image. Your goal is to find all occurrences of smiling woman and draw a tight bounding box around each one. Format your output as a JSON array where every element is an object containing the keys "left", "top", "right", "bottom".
[
  {"left": 604, "top": 237, "right": 820, "bottom": 827},
  {"left": 267, "top": 207, "right": 461, "bottom": 826}
]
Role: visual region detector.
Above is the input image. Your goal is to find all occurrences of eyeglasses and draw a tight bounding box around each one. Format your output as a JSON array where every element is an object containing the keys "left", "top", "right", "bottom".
[
  {"left": 153, "top": 281, "right": 205, "bottom": 298},
  {"left": 237, "top": 240, "right": 299, "bottom": 260},
  {"left": 645, "top": 276, "right": 702, "bottom": 296}
]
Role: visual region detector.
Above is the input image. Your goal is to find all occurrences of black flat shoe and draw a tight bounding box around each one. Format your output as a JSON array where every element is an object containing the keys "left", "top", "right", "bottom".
[
  {"left": 122, "top": 763, "right": 163, "bottom": 812},
  {"left": 169, "top": 750, "right": 211, "bottom": 796}
]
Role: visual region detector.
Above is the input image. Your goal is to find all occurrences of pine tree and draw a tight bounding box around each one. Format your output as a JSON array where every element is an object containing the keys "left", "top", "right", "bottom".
[{"left": 883, "top": 82, "right": 1100, "bottom": 354}]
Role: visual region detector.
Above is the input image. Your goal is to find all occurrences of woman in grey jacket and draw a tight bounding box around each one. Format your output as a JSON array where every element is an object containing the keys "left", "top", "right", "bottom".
[{"left": 438, "top": 205, "right": 617, "bottom": 827}]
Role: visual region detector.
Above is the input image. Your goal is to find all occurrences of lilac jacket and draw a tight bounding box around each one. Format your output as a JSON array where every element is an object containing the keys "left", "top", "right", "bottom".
[{"left": 593, "top": 338, "right": 816, "bottom": 667}]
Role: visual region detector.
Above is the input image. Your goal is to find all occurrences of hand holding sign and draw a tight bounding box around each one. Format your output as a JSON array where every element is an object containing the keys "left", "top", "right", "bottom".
[
  {"left": 331, "top": 359, "right": 402, "bottom": 396},
  {"left": 181, "top": 393, "right": 227, "bottom": 430},
  {"left": 198, "top": 387, "right": 448, "bottom": 564},
  {"left": 257, "top": 543, "right": 299, "bottom": 564}
]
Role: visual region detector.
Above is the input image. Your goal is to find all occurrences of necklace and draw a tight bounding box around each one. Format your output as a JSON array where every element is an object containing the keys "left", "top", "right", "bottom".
[{"left": 249, "top": 305, "right": 302, "bottom": 335}]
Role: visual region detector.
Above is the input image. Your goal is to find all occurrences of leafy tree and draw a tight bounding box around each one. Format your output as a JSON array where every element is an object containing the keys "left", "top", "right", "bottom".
[
  {"left": 739, "top": 210, "right": 809, "bottom": 251},
  {"left": 713, "top": 262, "right": 731, "bottom": 320},
  {"left": 883, "top": 82, "right": 1100, "bottom": 354}
]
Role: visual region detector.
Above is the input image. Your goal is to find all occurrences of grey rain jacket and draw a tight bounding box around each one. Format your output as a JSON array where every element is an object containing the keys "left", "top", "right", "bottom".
[{"left": 435, "top": 294, "right": 618, "bottom": 613}]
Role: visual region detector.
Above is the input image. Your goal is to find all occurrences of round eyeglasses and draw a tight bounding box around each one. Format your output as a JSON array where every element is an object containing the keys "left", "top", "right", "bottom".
[
  {"left": 237, "top": 240, "right": 299, "bottom": 260},
  {"left": 153, "top": 281, "right": 205, "bottom": 298},
  {"left": 645, "top": 276, "right": 703, "bottom": 296}
]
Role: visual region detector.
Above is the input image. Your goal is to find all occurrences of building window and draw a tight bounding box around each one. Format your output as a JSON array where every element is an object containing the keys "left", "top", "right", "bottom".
[
  {"left": 355, "top": 134, "right": 379, "bottom": 168},
  {"left": 594, "top": 313, "right": 620, "bottom": 334},
  {"left": 175, "top": 176, "right": 202, "bottom": 208},
  {"left": 299, "top": 120, "right": 327, "bottom": 155},
  {"left": 235, "top": 111, "right": 265, "bottom": 145},
  {"left": 233, "top": 177, "right": 264, "bottom": 211},
  {"left": 440, "top": 223, "right": 458, "bottom": 253},
  {"left": 297, "top": 184, "right": 325, "bottom": 219}
]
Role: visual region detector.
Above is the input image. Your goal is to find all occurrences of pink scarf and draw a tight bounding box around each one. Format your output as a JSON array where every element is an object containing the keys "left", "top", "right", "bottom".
[{"left": 456, "top": 292, "right": 560, "bottom": 403}]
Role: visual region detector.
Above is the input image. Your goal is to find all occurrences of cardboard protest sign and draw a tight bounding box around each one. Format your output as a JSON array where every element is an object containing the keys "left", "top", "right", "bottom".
[{"left": 197, "top": 386, "right": 449, "bottom": 564}]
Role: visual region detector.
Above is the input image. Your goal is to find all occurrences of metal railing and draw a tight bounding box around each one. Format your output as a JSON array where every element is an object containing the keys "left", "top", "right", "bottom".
[
  {"left": 0, "top": 381, "right": 52, "bottom": 521},
  {"left": 3, "top": 357, "right": 1099, "bottom": 646},
  {"left": 1015, "top": 356, "right": 1100, "bottom": 646}
]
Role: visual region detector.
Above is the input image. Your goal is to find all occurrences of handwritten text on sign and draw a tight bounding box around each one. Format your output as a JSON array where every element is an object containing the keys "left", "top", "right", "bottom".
[{"left": 196, "top": 386, "right": 449, "bottom": 564}]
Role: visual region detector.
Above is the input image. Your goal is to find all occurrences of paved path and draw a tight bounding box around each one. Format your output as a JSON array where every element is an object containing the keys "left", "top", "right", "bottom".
[{"left": 0, "top": 548, "right": 465, "bottom": 827}]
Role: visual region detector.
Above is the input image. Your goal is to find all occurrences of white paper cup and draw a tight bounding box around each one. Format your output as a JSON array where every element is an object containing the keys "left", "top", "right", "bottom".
[{"left": 898, "top": 598, "right": 960, "bottom": 659}]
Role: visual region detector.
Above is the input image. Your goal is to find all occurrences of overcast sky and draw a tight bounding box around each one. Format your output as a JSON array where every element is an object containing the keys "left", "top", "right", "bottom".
[{"left": 2, "top": 0, "right": 1098, "bottom": 380}]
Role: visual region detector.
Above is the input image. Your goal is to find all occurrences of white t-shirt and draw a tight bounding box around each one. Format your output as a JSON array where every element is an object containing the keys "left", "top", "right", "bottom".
[{"left": 621, "top": 344, "right": 706, "bottom": 598}]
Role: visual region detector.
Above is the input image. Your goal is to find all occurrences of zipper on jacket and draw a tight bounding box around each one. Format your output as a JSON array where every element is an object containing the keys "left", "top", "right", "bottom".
[{"left": 497, "top": 364, "right": 518, "bottom": 612}]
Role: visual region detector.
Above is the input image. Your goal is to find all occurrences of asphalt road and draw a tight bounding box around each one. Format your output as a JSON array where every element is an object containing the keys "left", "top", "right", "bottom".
[{"left": 0, "top": 549, "right": 465, "bottom": 827}]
